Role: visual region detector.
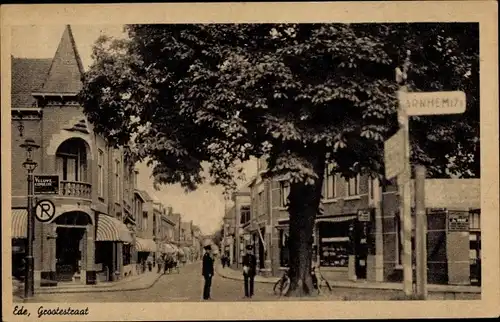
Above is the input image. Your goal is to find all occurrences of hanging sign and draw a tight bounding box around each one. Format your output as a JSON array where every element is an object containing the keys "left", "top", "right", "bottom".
[
  {"left": 448, "top": 212, "right": 470, "bottom": 232},
  {"left": 357, "top": 209, "right": 371, "bottom": 222},
  {"left": 34, "top": 199, "right": 56, "bottom": 223}
]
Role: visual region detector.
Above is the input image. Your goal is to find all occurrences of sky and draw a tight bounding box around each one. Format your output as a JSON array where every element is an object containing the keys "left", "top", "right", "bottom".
[{"left": 11, "top": 24, "right": 257, "bottom": 235}]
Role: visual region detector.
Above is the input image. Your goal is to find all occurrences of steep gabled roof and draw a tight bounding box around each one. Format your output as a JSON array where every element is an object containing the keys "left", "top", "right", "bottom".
[
  {"left": 37, "top": 25, "right": 85, "bottom": 95},
  {"left": 11, "top": 58, "right": 52, "bottom": 109}
]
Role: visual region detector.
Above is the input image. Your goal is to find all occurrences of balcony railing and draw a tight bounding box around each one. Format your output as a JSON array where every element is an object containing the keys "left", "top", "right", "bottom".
[{"left": 60, "top": 181, "right": 92, "bottom": 199}]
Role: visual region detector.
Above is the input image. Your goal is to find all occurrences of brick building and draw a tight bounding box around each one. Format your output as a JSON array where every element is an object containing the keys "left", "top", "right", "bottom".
[
  {"left": 234, "top": 156, "right": 481, "bottom": 286},
  {"left": 10, "top": 25, "right": 142, "bottom": 287}
]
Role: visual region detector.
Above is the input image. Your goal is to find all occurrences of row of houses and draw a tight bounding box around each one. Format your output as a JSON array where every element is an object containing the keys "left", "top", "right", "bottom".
[
  {"left": 10, "top": 25, "right": 203, "bottom": 288},
  {"left": 222, "top": 157, "right": 481, "bottom": 286}
]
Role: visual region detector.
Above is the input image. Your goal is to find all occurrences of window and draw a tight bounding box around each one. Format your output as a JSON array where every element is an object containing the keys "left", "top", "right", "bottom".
[
  {"left": 368, "top": 177, "right": 375, "bottom": 200},
  {"left": 279, "top": 230, "right": 289, "bottom": 267},
  {"left": 97, "top": 149, "right": 104, "bottom": 197},
  {"left": 395, "top": 212, "right": 402, "bottom": 265},
  {"left": 469, "top": 211, "right": 480, "bottom": 231},
  {"left": 240, "top": 206, "right": 251, "bottom": 224},
  {"left": 324, "top": 164, "right": 336, "bottom": 199},
  {"left": 153, "top": 214, "right": 156, "bottom": 237},
  {"left": 56, "top": 139, "right": 88, "bottom": 182},
  {"left": 347, "top": 175, "right": 360, "bottom": 196},
  {"left": 279, "top": 181, "right": 290, "bottom": 207},
  {"left": 123, "top": 244, "right": 131, "bottom": 266},
  {"left": 143, "top": 211, "right": 148, "bottom": 230},
  {"left": 115, "top": 160, "right": 121, "bottom": 202}
]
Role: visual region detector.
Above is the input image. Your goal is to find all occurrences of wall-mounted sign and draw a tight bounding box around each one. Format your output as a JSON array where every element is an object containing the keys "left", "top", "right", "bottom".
[
  {"left": 34, "top": 175, "right": 59, "bottom": 195},
  {"left": 448, "top": 212, "right": 470, "bottom": 232},
  {"left": 35, "top": 199, "right": 56, "bottom": 223},
  {"left": 357, "top": 210, "right": 371, "bottom": 222}
]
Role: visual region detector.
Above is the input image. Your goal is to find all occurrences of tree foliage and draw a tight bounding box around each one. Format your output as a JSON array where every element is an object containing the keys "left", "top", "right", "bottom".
[
  {"left": 80, "top": 23, "right": 478, "bottom": 192},
  {"left": 80, "top": 23, "right": 479, "bottom": 296}
]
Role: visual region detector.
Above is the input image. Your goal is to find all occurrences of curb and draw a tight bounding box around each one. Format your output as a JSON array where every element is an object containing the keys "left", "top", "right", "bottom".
[
  {"left": 215, "top": 268, "right": 480, "bottom": 294},
  {"left": 16, "top": 274, "right": 163, "bottom": 299}
]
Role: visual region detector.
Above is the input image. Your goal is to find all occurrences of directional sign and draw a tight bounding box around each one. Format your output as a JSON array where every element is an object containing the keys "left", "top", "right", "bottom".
[
  {"left": 34, "top": 175, "right": 59, "bottom": 195},
  {"left": 384, "top": 129, "right": 405, "bottom": 179},
  {"left": 35, "top": 199, "right": 56, "bottom": 222},
  {"left": 399, "top": 91, "right": 466, "bottom": 116}
]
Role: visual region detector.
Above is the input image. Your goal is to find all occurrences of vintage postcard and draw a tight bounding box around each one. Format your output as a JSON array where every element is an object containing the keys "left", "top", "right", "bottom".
[{"left": 1, "top": 2, "right": 498, "bottom": 321}]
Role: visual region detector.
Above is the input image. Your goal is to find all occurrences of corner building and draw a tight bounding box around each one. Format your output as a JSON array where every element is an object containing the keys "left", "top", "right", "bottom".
[{"left": 11, "top": 26, "right": 137, "bottom": 287}]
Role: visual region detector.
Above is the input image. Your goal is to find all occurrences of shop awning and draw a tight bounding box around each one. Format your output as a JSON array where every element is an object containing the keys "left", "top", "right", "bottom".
[
  {"left": 135, "top": 237, "right": 157, "bottom": 252},
  {"left": 316, "top": 215, "right": 357, "bottom": 223},
  {"left": 96, "top": 214, "right": 133, "bottom": 243},
  {"left": 321, "top": 237, "right": 350, "bottom": 242},
  {"left": 11, "top": 209, "right": 27, "bottom": 239}
]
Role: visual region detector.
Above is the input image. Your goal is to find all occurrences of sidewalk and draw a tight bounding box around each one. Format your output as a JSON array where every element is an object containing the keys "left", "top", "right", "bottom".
[
  {"left": 215, "top": 264, "right": 481, "bottom": 295},
  {"left": 13, "top": 270, "right": 163, "bottom": 300}
]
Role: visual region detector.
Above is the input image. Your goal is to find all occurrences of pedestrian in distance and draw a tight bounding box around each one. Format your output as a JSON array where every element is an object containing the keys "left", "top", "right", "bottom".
[
  {"left": 242, "top": 244, "right": 257, "bottom": 298},
  {"left": 202, "top": 244, "right": 214, "bottom": 300}
]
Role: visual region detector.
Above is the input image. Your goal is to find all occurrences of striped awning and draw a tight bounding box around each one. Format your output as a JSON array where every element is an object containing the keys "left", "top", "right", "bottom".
[
  {"left": 11, "top": 209, "right": 27, "bottom": 239},
  {"left": 135, "top": 237, "right": 157, "bottom": 252},
  {"left": 96, "top": 214, "right": 133, "bottom": 243}
]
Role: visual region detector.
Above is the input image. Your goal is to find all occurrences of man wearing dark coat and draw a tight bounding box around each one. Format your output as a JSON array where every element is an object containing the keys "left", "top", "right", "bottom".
[
  {"left": 202, "top": 245, "right": 214, "bottom": 300},
  {"left": 242, "top": 244, "right": 257, "bottom": 298}
]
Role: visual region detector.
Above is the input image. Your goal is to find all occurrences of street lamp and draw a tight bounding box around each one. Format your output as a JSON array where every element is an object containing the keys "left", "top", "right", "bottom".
[{"left": 20, "top": 137, "right": 39, "bottom": 298}]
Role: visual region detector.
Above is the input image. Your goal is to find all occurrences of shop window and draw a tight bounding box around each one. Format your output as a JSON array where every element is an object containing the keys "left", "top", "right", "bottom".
[
  {"left": 318, "top": 221, "right": 351, "bottom": 267},
  {"left": 323, "top": 163, "right": 336, "bottom": 199},
  {"left": 347, "top": 175, "right": 360, "bottom": 196},
  {"left": 279, "top": 181, "right": 290, "bottom": 207},
  {"left": 123, "top": 244, "right": 131, "bottom": 266}
]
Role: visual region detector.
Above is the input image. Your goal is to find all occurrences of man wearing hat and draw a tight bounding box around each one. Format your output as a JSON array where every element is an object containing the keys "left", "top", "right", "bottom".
[
  {"left": 242, "top": 244, "right": 257, "bottom": 298},
  {"left": 202, "top": 244, "right": 214, "bottom": 300}
]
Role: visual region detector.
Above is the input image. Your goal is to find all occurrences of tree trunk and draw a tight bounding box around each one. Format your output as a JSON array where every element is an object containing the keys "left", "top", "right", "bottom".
[{"left": 285, "top": 154, "right": 325, "bottom": 297}]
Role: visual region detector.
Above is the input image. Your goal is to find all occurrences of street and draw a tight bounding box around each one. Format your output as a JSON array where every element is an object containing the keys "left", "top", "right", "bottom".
[
  {"left": 32, "top": 262, "right": 277, "bottom": 303},
  {"left": 27, "top": 262, "right": 479, "bottom": 303}
]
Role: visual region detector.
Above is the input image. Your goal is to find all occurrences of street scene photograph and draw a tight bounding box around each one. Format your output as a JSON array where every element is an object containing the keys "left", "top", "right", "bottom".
[{"left": 5, "top": 17, "right": 487, "bottom": 309}]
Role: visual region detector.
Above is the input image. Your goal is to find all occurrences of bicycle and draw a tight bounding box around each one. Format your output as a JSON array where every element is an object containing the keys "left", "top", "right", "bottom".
[
  {"left": 273, "top": 269, "right": 290, "bottom": 296},
  {"left": 311, "top": 266, "right": 332, "bottom": 294}
]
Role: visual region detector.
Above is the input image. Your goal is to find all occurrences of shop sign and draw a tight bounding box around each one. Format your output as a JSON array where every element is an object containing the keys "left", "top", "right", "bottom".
[
  {"left": 448, "top": 212, "right": 470, "bottom": 232},
  {"left": 34, "top": 175, "right": 59, "bottom": 195},
  {"left": 357, "top": 210, "right": 371, "bottom": 222}
]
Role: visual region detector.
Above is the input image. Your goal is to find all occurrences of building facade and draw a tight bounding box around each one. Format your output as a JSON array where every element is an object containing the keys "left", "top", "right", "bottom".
[
  {"left": 10, "top": 25, "right": 139, "bottom": 287},
  {"left": 238, "top": 156, "right": 481, "bottom": 286}
]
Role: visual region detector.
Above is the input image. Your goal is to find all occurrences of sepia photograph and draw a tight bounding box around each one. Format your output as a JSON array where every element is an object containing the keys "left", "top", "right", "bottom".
[{"left": 1, "top": 2, "right": 498, "bottom": 321}]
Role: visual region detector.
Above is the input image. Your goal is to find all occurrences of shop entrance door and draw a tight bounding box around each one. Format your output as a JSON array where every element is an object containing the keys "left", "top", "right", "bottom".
[{"left": 56, "top": 227, "right": 85, "bottom": 282}]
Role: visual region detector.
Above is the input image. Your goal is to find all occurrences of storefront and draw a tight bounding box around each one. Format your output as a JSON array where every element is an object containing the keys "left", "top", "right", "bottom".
[
  {"left": 95, "top": 213, "right": 134, "bottom": 282},
  {"left": 11, "top": 209, "right": 28, "bottom": 280},
  {"left": 136, "top": 237, "right": 157, "bottom": 273}
]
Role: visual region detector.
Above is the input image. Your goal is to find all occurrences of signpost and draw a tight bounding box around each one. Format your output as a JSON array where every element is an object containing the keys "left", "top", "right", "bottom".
[
  {"left": 384, "top": 130, "right": 405, "bottom": 180},
  {"left": 387, "top": 50, "right": 467, "bottom": 298},
  {"left": 33, "top": 175, "right": 59, "bottom": 195}
]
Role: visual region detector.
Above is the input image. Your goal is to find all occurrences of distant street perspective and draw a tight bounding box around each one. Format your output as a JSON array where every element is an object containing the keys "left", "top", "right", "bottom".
[{"left": 10, "top": 21, "right": 481, "bottom": 304}]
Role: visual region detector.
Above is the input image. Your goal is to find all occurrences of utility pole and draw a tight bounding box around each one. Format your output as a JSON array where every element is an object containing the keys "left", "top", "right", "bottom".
[
  {"left": 396, "top": 50, "right": 413, "bottom": 296},
  {"left": 415, "top": 165, "right": 428, "bottom": 299}
]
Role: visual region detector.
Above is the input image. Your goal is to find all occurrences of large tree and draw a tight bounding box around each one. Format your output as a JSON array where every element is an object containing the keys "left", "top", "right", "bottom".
[{"left": 80, "top": 23, "right": 479, "bottom": 296}]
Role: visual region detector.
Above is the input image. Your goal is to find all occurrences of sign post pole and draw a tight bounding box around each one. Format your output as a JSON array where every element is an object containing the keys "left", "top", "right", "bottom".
[
  {"left": 415, "top": 165, "right": 428, "bottom": 299},
  {"left": 396, "top": 50, "right": 413, "bottom": 296}
]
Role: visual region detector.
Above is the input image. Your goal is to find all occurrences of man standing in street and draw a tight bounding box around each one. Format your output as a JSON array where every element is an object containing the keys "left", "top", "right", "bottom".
[
  {"left": 202, "top": 244, "right": 214, "bottom": 300},
  {"left": 242, "top": 244, "right": 257, "bottom": 298}
]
